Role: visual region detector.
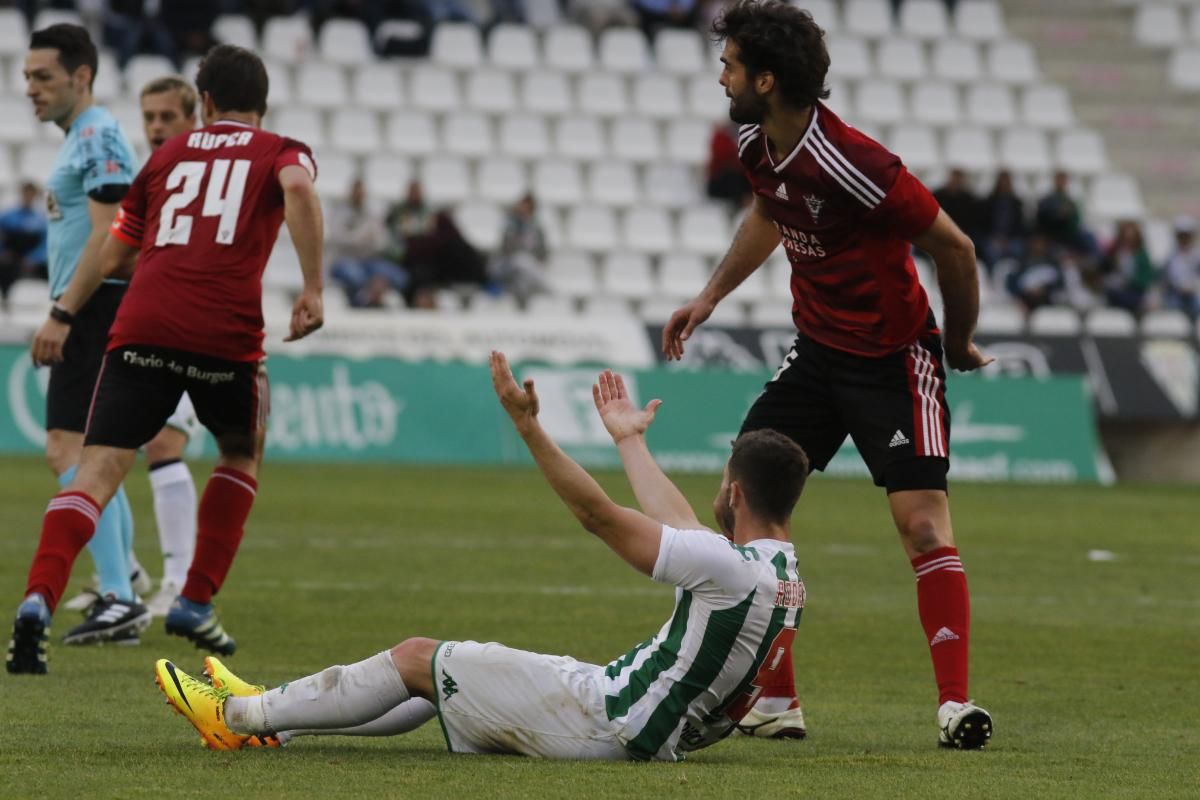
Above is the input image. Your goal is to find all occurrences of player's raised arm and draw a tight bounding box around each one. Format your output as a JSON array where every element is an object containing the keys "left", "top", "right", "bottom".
[
  {"left": 592, "top": 370, "right": 704, "bottom": 531},
  {"left": 662, "top": 194, "right": 780, "bottom": 361},
  {"left": 280, "top": 163, "right": 324, "bottom": 342},
  {"left": 490, "top": 351, "right": 662, "bottom": 576},
  {"left": 910, "top": 209, "right": 993, "bottom": 372}
]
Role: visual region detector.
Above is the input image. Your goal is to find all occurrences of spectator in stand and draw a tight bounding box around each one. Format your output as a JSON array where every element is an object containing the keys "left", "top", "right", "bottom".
[
  {"left": 706, "top": 122, "right": 751, "bottom": 210},
  {"left": 566, "top": 0, "right": 637, "bottom": 33},
  {"left": 387, "top": 181, "right": 486, "bottom": 307},
  {"left": 327, "top": 178, "right": 408, "bottom": 308},
  {"left": 632, "top": 0, "right": 700, "bottom": 38},
  {"left": 1098, "top": 220, "right": 1156, "bottom": 314},
  {"left": 1036, "top": 170, "right": 1096, "bottom": 258},
  {"left": 1162, "top": 215, "right": 1200, "bottom": 316},
  {"left": 163, "top": 1, "right": 219, "bottom": 61},
  {"left": 980, "top": 170, "right": 1027, "bottom": 268},
  {"left": 1007, "top": 234, "right": 1065, "bottom": 311},
  {"left": 0, "top": 182, "right": 48, "bottom": 309},
  {"left": 932, "top": 168, "right": 983, "bottom": 252},
  {"left": 104, "top": 0, "right": 182, "bottom": 68},
  {"left": 490, "top": 193, "right": 549, "bottom": 303}
]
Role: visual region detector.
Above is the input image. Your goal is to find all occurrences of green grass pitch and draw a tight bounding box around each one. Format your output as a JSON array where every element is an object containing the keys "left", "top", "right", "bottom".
[{"left": 1, "top": 456, "right": 1196, "bottom": 799}]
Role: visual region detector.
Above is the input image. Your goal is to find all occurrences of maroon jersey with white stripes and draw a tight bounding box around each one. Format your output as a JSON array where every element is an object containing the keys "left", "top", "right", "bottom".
[
  {"left": 738, "top": 103, "right": 941, "bottom": 357},
  {"left": 108, "top": 121, "right": 316, "bottom": 362}
]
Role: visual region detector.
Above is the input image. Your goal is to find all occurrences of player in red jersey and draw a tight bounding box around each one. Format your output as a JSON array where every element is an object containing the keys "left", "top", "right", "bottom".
[
  {"left": 7, "top": 44, "right": 324, "bottom": 674},
  {"left": 662, "top": 1, "right": 993, "bottom": 749}
]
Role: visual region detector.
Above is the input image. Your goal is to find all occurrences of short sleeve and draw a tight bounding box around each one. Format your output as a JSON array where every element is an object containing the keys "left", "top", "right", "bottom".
[
  {"left": 652, "top": 525, "right": 757, "bottom": 598},
  {"left": 864, "top": 166, "right": 940, "bottom": 241},
  {"left": 736, "top": 124, "right": 763, "bottom": 174},
  {"left": 78, "top": 123, "right": 136, "bottom": 195},
  {"left": 274, "top": 138, "right": 317, "bottom": 182},
  {"left": 110, "top": 168, "right": 149, "bottom": 247}
]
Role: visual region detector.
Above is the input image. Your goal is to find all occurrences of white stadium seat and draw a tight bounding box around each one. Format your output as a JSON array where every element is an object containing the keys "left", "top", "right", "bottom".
[
  {"left": 351, "top": 63, "right": 404, "bottom": 110},
  {"left": 1085, "top": 308, "right": 1137, "bottom": 337},
  {"left": 654, "top": 29, "right": 707, "bottom": 75},
  {"left": 263, "top": 15, "right": 314, "bottom": 64},
  {"left": 598, "top": 27, "right": 650, "bottom": 75},
  {"left": 1168, "top": 48, "right": 1200, "bottom": 91},
  {"left": 932, "top": 39, "right": 983, "bottom": 83},
  {"left": 455, "top": 200, "right": 503, "bottom": 250},
  {"left": 943, "top": 127, "right": 995, "bottom": 171},
  {"left": 686, "top": 73, "right": 730, "bottom": 120},
  {"left": 125, "top": 55, "right": 176, "bottom": 96},
  {"left": 273, "top": 108, "right": 324, "bottom": 149},
  {"left": 418, "top": 156, "right": 472, "bottom": 205},
  {"left": 889, "top": 125, "right": 941, "bottom": 172},
  {"left": 855, "top": 80, "right": 907, "bottom": 125},
  {"left": 488, "top": 23, "right": 539, "bottom": 70},
  {"left": 965, "top": 83, "right": 1016, "bottom": 127},
  {"left": 521, "top": 72, "right": 572, "bottom": 115},
  {"left": 643, "top": 162, "right": 701, "bottom": 209},
  {"left": 1029, "top": 306, "right": 1081, "bottom": 336},
  {"left": 430, "top": 22, "right": 483, "bottom": 70},
  {"left": 296, "top": 62, "right": 348, "bottom": 109},
  {"left": 263, "top": 60, "right": 294, "bottom": 106},
  {"left": 386, "top": 110, "right": 437, "bottom": 156},
  {"left": 1133, "top": 4, "right": 1184, "bottom": 48},
  {"left": 582, "top": 295, "right": 634, "bottom": 318},
  {"left": 579, "top": 73, "right": 629, "bottom": 117},
  {"left": 524, "top": 0, "right": 564, "bottom": 30},
  {"left": 1190, "top": 9, "right": 1200, "bottom": 44},
  {"left": 823, "top": 78, "right": 852, "bottom": 117},
  {"left": 976, "top": 305, "right": 1025, "bottom": 334},
  {"left": 318, "top": 18, "right": 373, "bottom": 65},
  {"left": 988, "top": 40, "right": 1039, "bottom": 84},
  {"left": 600, "top": 252, "right": 656, "bottom": 298},
  {"left": 330, "top": 108, "right": 382, "bottom": 155},
  {"left": 679, "top": 205, "right": 732, "bottom": 256},
  {"left": 533, "top": 160, "right": 584, "bottom": 207},
  {"left": 314, "top": 152, "right": 355, "bottom": 199},
  {"left": 844, "top": 0, "right": 894, "bottom": 38},
  {"left": 801, "top": 0, "right": 840, "bottom": 34},
  {"left": 526, "top": 294, "right": 576, "bottom": 316},
  {"left": 465, "top": 70, "right": 518, "bottom": 115},
  {"left": 9, "top": 279, "right": 51, "bottom": 310},
  {"left": 622, "top": 206, "right": 676, "bottom": 255},
  {"left": 877, "top": 38, "right": 928, "bottom": 81},
  {"left": 587, "top": 161, "right": 639, "bottom": 207},
  {"left": 409, "top": 65, "right": 461, "bottom": 112},
  {"left": 565, "top": 205, "right": 618, "bottom": 252},
  {"left": 498, "top": 114, "right": 551, "bottom": 159},
  {"left": 1054, "top": 129, "right": 1108, "bottom": 175},
  {"left": 109, "top": 100, "right": 143, "bottom": 146},
  {"left": 544, "top": 26, "right": 595, "bottom": 73},
  {"left": 657, "top": 252, "right": 710, "bottom": 300},
  {"left": 0, "top": 8, "right": 28, "bottom": 56},
  {"left": 1142, "top": 310, "right": 1192, "bottom": 338},
  {"left": 910, "top": 82, "right": 962, "bottom": 126},
  {"left": 610, "top": 117, "right": 663, "bottom": 163},
  {"left": 664, "top": 118, "right": 711, "bottom": 166},
  {"left": 33, "top": 9, "right": 82, "bottom": 29},
  {"left": 93, "top": 51, "right": 122, "bottom": 102},
  {"left": 998, "top": 128, "right": 1052, "bottom": 174},
  {"left": 900, "top": 0, "right": 950, "bottom": 41},
  {"left": 476, "top": 158, "right": 527, "bottom": 203},
  {"left": 361, "top": 155, "right": 413, "bottom": 202},
  {"left": 826, "top": 36, "right": 873, "bottom": 80},
  {"left": 0, "top": 99, "right": 36, "bottom": 144},
  {"left": 546, "top": 251, "right": 598, "bottom": 298},
  {"left": 632, "top": 74, "right": 684, "bottom": 120},
  {"left": 955, "top": 1, "right": 1006, "bottom": 41},
  {"left": 442, "top": 112, "right": 494, "bottom": 158},
  {"left": 213, "top": 14, "right": 257, "bottom": 49},
  {"left": 1020, "top": 85, "right": 1074, "bottom": 129},
  {"left": 1089, "top": 174, "right": 1145, "bottom": 220},
  {"left": 553, "top": 117, "right": 607, "bottom": 161},
  {"left": 0, "top": 144, "right": 15, "bottom": 191}
]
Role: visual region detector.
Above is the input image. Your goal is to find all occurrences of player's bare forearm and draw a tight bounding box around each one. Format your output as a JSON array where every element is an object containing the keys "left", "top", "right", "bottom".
[
  {"left": 518, "top": 417, "right": 621, "bottom": 530},
  {"left": 911, "top": 209, "right": 990, "bottom": 370},
  {"left": 616, "top": 435, "right": 702, "bottom": 530},
  {"left": 57, "top": 229, "right": 108, "bottom": 312},
  {"left": 701, "top": 195, "right": 780, "bottom": 305},
  {"left": 281, "top": 167, "right": 324, "bottom": 292}
]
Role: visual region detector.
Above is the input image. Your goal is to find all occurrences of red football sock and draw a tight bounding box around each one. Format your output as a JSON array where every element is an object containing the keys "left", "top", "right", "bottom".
[
  {"left": 182, "top": 468, "right": 257, "bottom": 605},
  {"left": 757, "top": 628, "right": 799, "bottom": 701},
  {"left": 912, "top": 546, "right": 970, "bottom": 705},
  {"left": 25, "top": 492, "right": 101, "bottom": 612}
]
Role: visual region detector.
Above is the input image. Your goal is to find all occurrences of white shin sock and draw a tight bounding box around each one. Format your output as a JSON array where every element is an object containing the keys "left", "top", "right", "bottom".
[
  {"left": 225, "top": 651, "right": 410, "bottom": 736},
  {"left": 149, "top": 461, "right": 197, "bottom": 586}
]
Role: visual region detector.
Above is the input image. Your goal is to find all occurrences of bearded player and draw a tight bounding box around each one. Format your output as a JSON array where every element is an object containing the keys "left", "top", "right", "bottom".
[
  {"left": 7, "top": 44, "right": 324, "bottom": 674},
  {"left": 662, "top": 1, "right": 993, "bottom": 749}
]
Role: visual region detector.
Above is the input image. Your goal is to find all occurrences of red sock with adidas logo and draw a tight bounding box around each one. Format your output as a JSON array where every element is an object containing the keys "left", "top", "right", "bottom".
[
  {"left": 182, "top": 468, "right": 257, "bottom": 604},
  {"left": 25, "top": 491, "right": 102, "bottom": 612},
  {"left": 912, "top": 546, "right": 970, "bottom": 705}
]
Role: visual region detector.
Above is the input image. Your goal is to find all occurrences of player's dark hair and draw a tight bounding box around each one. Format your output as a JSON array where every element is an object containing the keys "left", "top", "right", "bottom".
[
  {"left": 712, "top": 0, "right": 830, "bottom": 110},
  {"left": 729, "top": 430, "right": 810, "bottom": 524},
  {"left": 29, "top": 24, "right": 98, "bottom": 89},
  {"left": 195, "top": 44, "right": 269, "bottom": 116}
]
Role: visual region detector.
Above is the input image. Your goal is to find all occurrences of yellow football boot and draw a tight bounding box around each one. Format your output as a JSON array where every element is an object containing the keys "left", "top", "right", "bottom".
[
  {"left": 154, "top": 658, "right": 247, "bottom": 751},
  {"left": 203, "top": 656, "right": 280, "bottom": 748}
]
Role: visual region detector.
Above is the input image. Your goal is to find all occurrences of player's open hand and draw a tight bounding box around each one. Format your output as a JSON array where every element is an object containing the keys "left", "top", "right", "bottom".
[
  {"left": 285, "top": 288, "right": 324, "bottom": 342},
  {"left": 490, "top": 350, "right": 540, "bottom": 430},
  {"left": 945, "top": 340, "right": 995, "bottom": 372},
  {"left": 661, "top": 298, "right": 714, "bottom": 361},
  {"left": 31, "top": 316, "right": 70, "bottom": 366},
  {"left": 592, "top": 369, "right": 661, "bottom": 443}
]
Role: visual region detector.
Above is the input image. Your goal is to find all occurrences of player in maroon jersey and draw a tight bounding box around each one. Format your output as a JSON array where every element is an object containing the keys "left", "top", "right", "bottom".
[
  {"left": 7, "top": 45, "right": 324, "bottom": 673},
  {"left": 662, "top": 1, "right": 993, "bottom": 749}
]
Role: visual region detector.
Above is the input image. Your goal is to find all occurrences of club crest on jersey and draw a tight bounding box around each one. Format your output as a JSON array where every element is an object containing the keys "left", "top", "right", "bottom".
[{"left": 803, "top": 193, "right": 825, "bottom": 223}]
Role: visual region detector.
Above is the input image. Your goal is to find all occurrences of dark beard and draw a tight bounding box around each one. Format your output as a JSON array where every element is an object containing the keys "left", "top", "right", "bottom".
[
  {"left": 716, "top": 502, "right": 736, "bottom": 538},
  {"left": 728, "top": 91, "right": 766, "bottom": 125}
]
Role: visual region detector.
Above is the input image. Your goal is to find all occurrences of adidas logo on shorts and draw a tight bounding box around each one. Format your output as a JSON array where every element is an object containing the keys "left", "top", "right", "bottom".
[{"left": 889, "top": 430, "right": 911, "bottom": 448}]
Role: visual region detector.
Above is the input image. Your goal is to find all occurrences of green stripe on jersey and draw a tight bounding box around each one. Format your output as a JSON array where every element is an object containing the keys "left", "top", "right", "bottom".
[
  {"left": 605, "top": 635, "right": 654, "bottom": 680},
  {"left": 606, "top": 591, "right": 693, "bottom": 720},
  {"left": 625, "top": 590, "right": 756, "bottom": 760}
]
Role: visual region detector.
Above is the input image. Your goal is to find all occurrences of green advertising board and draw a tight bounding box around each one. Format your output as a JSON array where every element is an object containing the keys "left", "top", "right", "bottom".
[{"left": 0, "top": 345, "right": 1110, "bottom": 483}]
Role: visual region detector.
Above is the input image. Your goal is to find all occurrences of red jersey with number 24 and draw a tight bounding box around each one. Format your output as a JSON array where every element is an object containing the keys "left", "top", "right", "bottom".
[
  {"left": 108, "top": 121, "right": 316, "bottom": 361},
  {"left": 738, "top": 103, "right": 940, "bottom": 357}
]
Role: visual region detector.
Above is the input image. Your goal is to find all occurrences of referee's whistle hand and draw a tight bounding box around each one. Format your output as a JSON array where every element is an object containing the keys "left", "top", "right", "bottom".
[{"left": 31, "top": 317, "right": 69, "bottom": 366}]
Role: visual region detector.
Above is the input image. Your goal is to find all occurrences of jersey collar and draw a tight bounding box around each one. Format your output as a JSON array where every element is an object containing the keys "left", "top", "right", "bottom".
[{"left": 765, "top": 106, "right": 820, "bottom": 174}]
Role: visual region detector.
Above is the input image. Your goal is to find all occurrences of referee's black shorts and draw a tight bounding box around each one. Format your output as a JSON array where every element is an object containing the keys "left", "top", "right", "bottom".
[
  {"left": 45, "top": 282, "right": 126, "bottom": 433},
  {"left": 740, "top": 331, "right": 951, "bottom": 493}
]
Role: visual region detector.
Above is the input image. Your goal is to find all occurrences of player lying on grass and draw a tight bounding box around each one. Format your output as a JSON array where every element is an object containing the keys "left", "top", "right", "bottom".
[{"left": 154, "top": 351, "right": 810, "bottom": 760}]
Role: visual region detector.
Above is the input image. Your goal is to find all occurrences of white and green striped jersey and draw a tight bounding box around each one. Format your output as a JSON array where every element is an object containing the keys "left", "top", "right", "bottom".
[{"left": 602, "top": 525, "right": 805, "bottom": 761}]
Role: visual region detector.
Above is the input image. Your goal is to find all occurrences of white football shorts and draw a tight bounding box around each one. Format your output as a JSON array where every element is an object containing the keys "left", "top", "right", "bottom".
[
  {"left": 430, "top": 640, "right": 628, "bottom": 760},
  {"left": 164, "top": 392, "right": 203, "bottom": 440}
]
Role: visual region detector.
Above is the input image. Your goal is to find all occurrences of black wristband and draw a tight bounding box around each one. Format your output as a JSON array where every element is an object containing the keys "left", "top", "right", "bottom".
[{"left": 49, "top": 304, "right": 75, "bottom": 325}]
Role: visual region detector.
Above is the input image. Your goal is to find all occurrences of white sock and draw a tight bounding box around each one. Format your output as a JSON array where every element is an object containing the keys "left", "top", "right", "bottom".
[
  {"left": 225, "top": 651, "right": 409, "bottom": 735},
  {"left": 149, "top": 461, "right": 197, "bottom": 586},
  {"left": 277, "top": 698, "right": 436, "bottom": 744}
]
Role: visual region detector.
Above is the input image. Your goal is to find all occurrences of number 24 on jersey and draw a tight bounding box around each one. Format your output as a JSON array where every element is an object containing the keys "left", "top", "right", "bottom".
[{"left": 157, "top": 159, "right": 250, "bottom": 248}]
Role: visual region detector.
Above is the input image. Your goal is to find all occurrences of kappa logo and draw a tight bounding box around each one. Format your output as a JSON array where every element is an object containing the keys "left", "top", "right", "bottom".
[
  {"left": 775, "top": 183, "right": 789, "bottom": 201},
  {"left": 804, "top": 193, "right": 824, "bottom": 223},
  {"left": 930, "top": 627, "right": 960, "bottom": 647},
  {"left": 889, "top": 429, "right": 911, "bottom": 448},
  {"left": 441, "top": 670, "right": 459, "bottom": 700}
]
